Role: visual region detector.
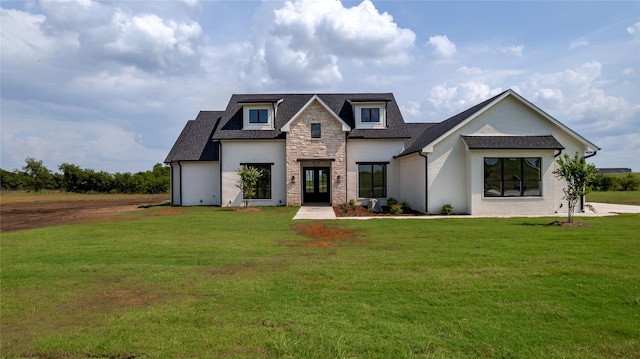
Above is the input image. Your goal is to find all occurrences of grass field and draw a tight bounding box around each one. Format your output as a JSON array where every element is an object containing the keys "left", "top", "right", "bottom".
[
  {"left": 587, "top": 191, "right": 640, "bottom": 206},
  {"left": 2, "top": 206, "right": 639, "bottom": 358}
]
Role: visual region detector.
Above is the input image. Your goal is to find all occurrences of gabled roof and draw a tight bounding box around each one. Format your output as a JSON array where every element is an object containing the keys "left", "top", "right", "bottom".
[
  {"left": 281, "top": 95, "right": 351, "bottom": 132},
  {"left": 212, "top": 93, "right": 409, "bottom": 140},
  {"left": 164, "top": 111, "right": 222, "bottom": 162},
  {"left": 396, "top": 89, "right": 600, "bottom": 157},
  {"left": 461, "top": 135, "right": 564, "bottom": 150}
]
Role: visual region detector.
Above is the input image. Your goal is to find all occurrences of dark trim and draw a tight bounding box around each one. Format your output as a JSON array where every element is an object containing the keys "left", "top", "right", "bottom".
[
  {"left": 356, "top": 161, "right": 390, "bottom": 165},
  {"left": 240, "top": 162, "right": 275, "bottom": 166},
  {"left": 296, "top": 158, "right": 335, "bottom": 162}
]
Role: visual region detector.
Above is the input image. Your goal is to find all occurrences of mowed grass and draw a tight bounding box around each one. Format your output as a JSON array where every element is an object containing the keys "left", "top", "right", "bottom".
[
  {"left": 1, "top": 207, "right": 639, "bottom": 359},
  {"left": 587, "top": 191, "right": 640, "bottom": 206}
]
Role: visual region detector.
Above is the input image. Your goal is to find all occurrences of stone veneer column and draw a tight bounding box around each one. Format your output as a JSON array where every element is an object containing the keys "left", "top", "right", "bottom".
[{"left": 286, "top": 99, "right": 347, "bottom": 205}]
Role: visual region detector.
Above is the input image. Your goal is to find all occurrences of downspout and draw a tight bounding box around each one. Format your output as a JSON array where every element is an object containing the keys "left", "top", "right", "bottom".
[
  {"left": 419, "top": 152, "right": 428, "bottom": 214},
  {"left": 219, "top": 141, "right": 223, "bottom": 207},
  {"left": 178, "top": 161, "right": 183, "bottom": 206},
  {"left": 580, "top": 150, "right": 598, "bottom": 211},
  {"left": 345, "top": 133, "right": 348, "bottom": 204}
]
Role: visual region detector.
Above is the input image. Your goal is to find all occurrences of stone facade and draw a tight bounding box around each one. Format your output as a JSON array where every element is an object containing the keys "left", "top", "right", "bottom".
[{"left": 285, "top": 99, "right": 347, "bottom": 205}]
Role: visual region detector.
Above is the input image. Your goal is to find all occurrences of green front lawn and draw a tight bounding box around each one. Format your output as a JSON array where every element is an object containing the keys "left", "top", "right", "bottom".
[{"left": 2, "top": 207, "right": 639, "bottom": 358}]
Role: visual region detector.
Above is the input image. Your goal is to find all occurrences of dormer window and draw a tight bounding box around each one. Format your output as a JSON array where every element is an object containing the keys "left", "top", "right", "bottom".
[
  {"left": 351, "top": 101, "right": 387, "bottom": 129},
  {"left": 249, "top": 109, "right": 268, "bottom": 123},
  {"left": 361, "top": 108, "right": 380, "bottom": 123},
  {"left": 241, "top": 99, "right": 282, "bottom": 130}
]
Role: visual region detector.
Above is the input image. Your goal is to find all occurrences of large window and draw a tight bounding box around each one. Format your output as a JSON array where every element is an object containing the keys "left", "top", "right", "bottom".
[
  {"left": 249, "top": 109, "right": 268, "bottom": 123},
  {"left": 244, "top": 164, "right": 271, "bottom": 199},
  {"left": 361, "top": 108, "right": 380, "bottom": 122},
  {"left": 484, "top": 157, "right": 541, "bottom": 197},
  {"left": 358, "top": 163, "right": 387, "bottom": 198}
]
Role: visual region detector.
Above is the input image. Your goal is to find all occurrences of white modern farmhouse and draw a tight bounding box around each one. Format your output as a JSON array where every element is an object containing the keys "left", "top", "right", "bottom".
[{"left": 164, "top": 89, "right": 599, "bottom": 215}]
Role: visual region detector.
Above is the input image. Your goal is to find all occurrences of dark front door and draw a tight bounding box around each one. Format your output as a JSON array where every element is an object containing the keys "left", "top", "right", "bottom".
[{"left": 303, "top": 167, "right": 330, "bottom": 203}]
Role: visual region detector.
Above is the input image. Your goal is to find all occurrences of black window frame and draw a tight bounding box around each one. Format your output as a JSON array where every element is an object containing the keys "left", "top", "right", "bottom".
[
  {"left": 242, "top": 163, "right": 272, "bottom": 199},
  {"left": 249, "top": 109, "right": 268, "bottom": 124},
  {"left": 311, "top": 123, "right": 321, "bottom": 138},
  {"left": 361, "top": 108, "right": 380, "bottom": 123},
  {"left": 358, "top": 163, "right": 387, "bottom": 198},
  {"left": 484, "top": 157, "right": 542, "bottom": 197}
]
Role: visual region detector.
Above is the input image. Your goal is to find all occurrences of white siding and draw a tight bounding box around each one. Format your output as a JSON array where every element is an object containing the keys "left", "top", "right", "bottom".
[
  {"left": 426, "top": 95, "right": 591, "bottom": 215},
  {"left": 220, "top": 140, "right": 286, "bottom": 207},
  {"left": 170, "top": 161, "right": 220, "bottom": 206},
  {"left": 399, "top": 153, "right": 426, "bottom": 212},
  {"left": 346, "top": 139, "right": 405, "bottom": 205}
]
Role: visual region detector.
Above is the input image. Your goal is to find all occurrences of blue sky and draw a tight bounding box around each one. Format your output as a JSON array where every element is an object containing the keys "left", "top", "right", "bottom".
[{"left": 1, "top": 0, "right": 638, "bottom": 173}]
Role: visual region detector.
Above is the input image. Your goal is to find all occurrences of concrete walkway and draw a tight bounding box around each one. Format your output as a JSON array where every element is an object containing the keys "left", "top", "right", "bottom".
[
  {"left": 292, "top": 205, "right": 337, "bottom": 220},
  {"left": 292, "top": 202, "right": 639, "bottom": 220}
]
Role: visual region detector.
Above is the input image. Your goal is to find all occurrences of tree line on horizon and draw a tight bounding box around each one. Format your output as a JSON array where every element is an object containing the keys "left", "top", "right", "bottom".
[{"left": 0, "top": 157, "right": 170, "bottom": 194}]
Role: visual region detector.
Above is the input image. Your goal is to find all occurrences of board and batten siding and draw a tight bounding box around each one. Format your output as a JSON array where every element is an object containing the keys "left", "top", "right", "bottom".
[{"left": 220, "top": 140, "right": 286, "bottom": 207}]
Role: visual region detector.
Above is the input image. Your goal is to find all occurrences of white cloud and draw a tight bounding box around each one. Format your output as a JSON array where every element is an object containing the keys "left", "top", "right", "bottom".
[
  {"left": 428, "top": 35, "right": 457, "bottom": 58},
  {"left": 500, "top": 45, "right": 524, "bottom": 57},
  {"left": 569, "top": 38, "right": 589, "bottom": 49},
  {"left": 425, "top": 82, "right": 503, "bottom": 116},
  {"left": 627, "top": 22, "right": 640, "bottom": 39},
  {"left": 457, "top": 66, "right": 486, "bottom": 75},
  {"left": 245, "top": 0, "right": 415, "bottom": 89}
]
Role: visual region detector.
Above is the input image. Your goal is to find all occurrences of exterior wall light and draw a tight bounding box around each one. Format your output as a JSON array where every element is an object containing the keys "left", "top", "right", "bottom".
[{"left": 291, "top": 175, "right": 295, "bottom": 184}]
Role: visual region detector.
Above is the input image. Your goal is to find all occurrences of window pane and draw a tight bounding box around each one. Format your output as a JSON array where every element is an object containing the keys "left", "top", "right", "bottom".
[
  {"left": 484, "top": 180, "right": 501, "bottom": 197},
  {"left": 523, "top": 158, "right": 541, "bottom": 180},
  {"left": 305, "top": 169, "right": 314, "bottom": 194},
  {"left": 361, "top": 108, "right": 370, "bottom": 122},
  {"left": 503, "top": 180, "right": 521, "bottom": 197},
  {"left": 484, "top": 158, "right": 501, "bottom": 182},
  {"left": 318, "top": 169, "right": 328, "bottom": 193},
  {"left": 503, "top": 158, "right": 521, "bottom": 183},
  {"left": 523, "top": 181, "right": 541, "bottom": 196},
  {"left": 249, "top": 109, "right": 267, "bottom": 123},
  {"left": 251, "top": 165, "right": 271, "bottom": 199},
  {"left": 370, "top": 108, "right": 380, "bottom": 122},
  {"left": 358, "top": 164, "right": 372, "bottom": 197},
  {"left": 311, "top": 123, "right": 321, "bottom": 138}
]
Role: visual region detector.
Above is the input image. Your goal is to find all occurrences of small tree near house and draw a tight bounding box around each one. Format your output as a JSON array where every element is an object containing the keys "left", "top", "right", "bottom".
[
  {"left": 553, "top": 152, "right": 598, "bottom": 224},
  {"left": 236, "top": 165, "right": 262, "bottom": 209}
]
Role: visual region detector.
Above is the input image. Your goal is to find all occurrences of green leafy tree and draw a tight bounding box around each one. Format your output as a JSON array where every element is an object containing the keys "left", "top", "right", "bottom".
[
  {"left": 236, "top": 165, "right": 262, "bottom": 209},
  {"left": 619, "top": 173, "right": 640, "bottom": 191},
  {"left": 553, "top": 152, "right": 598, "bottom": 223},
  {"left": 22, "top": 157, "right": 52, "bottom": 192}
]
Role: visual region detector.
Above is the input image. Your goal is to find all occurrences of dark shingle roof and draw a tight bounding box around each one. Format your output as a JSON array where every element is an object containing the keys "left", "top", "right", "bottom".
[
  {"left": 164, "top": 111, "right": 222, "bottom": 162},
  {"left": 396, "top": 90, "right": 508, "bottom": 157},
  {"left": 212, "top": 93, "right": 410, "bottom": 140},
  {"left": 461, "top": 135, "right": 565, "bottom": 150}
]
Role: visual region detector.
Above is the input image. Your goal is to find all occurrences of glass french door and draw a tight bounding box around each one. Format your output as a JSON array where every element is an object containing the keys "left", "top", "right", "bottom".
[{"left": 303, "top": 167, "right": 330, "bottom": 203}]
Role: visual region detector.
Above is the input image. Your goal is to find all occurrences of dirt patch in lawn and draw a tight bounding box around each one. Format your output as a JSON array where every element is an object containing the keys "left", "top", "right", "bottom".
[
  {"left": 0, "top": 194, "right": 169, "bottom": 232},
  {"left": 289, "top": 222, "right": 364, "bottom": 247},
  {"left": 548, "top": 220, "right": 589, "bottom": 227}
]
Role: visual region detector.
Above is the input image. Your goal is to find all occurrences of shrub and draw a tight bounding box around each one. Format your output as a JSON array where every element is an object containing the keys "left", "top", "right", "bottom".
[
  {"left": 340, "top": 203, "right": 349, "bottom": 212},
  {"left": 592, "top": 174, "right": 618, "bottom": 191},
  {"left": 389, "top": 204, "right": 404, "bottom": 215},
  {"left": 386, "top": 197, "right": 398, "bottom": 207},
  {"left": 348, "top": 199, "right": 356, "bottom": 209},
  {"left": 441, "top": 203, "right": 453, "bottom": 215},
  {"left": 619, "top": 173, "right": 640, "bottom": 191},
  {"left": 401, "top": 201, "right": 411, "bottom": 212}
]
